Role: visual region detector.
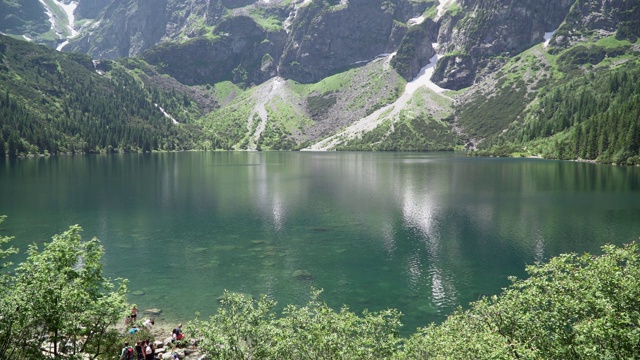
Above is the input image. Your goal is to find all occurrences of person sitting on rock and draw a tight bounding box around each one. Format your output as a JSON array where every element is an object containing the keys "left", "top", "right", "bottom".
[
  {"left": 175, "top": 324, "right": 184, "bottom": 341},
  {"left": 142, "top": 318, "right": 154, "bottom": 329}
]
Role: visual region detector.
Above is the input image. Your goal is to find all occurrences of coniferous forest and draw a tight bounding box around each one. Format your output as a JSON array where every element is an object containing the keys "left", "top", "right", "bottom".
[
  {"left": 479, "top": 60, "right": 640, "bottom": 164},
  {"left": 0, "top": 36, "right": 202, "bottom": 156}
]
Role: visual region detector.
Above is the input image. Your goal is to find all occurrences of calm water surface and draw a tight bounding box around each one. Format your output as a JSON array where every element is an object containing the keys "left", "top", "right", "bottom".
[{"left": 1, "top": 152, "right": 639, "bottom": 334}]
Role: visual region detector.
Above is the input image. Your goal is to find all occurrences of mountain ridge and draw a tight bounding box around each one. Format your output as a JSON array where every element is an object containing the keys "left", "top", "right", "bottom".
[{"left": 0, "top": 0, "right": 639, "bottom": 163}]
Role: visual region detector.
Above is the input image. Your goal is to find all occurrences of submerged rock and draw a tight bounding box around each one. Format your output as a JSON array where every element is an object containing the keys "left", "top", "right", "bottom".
[
  {"left": 292, "top": 270, "right": 314, "bottom": 280},
  {"left": 143, "top": 308, "right": 162, "bottom": 315}
]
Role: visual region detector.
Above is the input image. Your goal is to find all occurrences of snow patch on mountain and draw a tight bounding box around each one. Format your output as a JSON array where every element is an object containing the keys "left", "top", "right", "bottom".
[
  {"left": 37, "top": 0, "right": 79, "bottom": 51},
  {"left": 407, "top": 15, "right": 425, "bottom": 26},
  {"left": 406, "top": 51, "right": 446, "bottom": 94},
  {"left": 543, "top": 31, "right": 556, "bottom": 48},
  {"left": 54, "top": 0, "right": 78, "bottom": 50},
  {"left": 155, "top": 104, "right": 179, "bottom": 125},
  {"left": 38, "top": 0, "right": 56, "bottom": 30},
  {"left": 55, "top": 0, "right": 78, "bottom": 37}
]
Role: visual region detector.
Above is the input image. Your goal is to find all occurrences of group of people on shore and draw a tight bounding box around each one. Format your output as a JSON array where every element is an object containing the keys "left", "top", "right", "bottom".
[
  {"left": 120, "top": 339, "right": 157, "bottom": 360},
  {"left": 120, "top": 305, "right": 186, "bottom": 360}
]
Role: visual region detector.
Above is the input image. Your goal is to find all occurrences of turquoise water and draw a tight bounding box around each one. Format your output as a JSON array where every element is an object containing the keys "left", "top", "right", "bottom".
[{"left": 1, "top": 152, "right": 639, "bottom": 334}]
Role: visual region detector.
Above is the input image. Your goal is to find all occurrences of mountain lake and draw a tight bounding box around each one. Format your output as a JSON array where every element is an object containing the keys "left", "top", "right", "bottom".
[{"left": 1, "top": 151, "right": 639, "bottom": 334}]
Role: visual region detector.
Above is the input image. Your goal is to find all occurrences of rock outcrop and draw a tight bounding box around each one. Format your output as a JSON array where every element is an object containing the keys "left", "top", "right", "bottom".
[
  {"left": 432, "top": 0, "right": 575, "bottom": 89},
  {"left": 277, "top": 0, "right": 406, "bottom": 83},
  {"left": 391, "top": 19, "right": 437, "bottom": 81},
  {"left": 431, "top": 54, "right": 475, "bottom": 90},
  {"left": 142, "top": 16, "right": 286, "bottom": 86},
  {"left": 552, "top": 0, "right": 640, "bottom": 48},
  {"left": 75, "top": 0, "right": 110, "bottom": 19}
]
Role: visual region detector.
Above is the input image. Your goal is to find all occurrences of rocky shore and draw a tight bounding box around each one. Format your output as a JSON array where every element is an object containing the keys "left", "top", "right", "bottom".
[{"left": 117, "top": 308, "right": 203, "bottom": 360}]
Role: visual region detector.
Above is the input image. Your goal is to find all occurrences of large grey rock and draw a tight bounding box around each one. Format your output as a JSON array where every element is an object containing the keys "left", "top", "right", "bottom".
[
  {"left": 65, "top": 0, "right": 169, "bottom": 58},
  {"left": 278, "top": 0, "right": 402, "bottom": 83},
  {"left": 391, "top": 19, "right": 437, "bottom": 80}
]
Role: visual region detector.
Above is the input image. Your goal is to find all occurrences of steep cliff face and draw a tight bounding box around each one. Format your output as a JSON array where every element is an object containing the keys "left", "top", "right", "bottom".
[
  {"left": 142, "top": 16, "right": 286, "bottom": 86},
  {"left": 444, "top": 0, "right": 574, "bottom": 56},
  {"left": 7, "top": 0, "right": 639, "bottom": 93},
  {"left": 75, "top": 0, "right": 110, "bottom": 19},
  {"left": 138, "top": 0, "right": 426, "bottom": 85},
  {"left": 278, "top": 0, "right": 405, "bottom": 83},
  {"left": 65, "top": 0, "right": 214, "bottom": 58},
  {"left": 65, "top": 0, "right": 171, "bottom": 58},
  {"left": 552, "top": 0, "right": 640, "bottom": 48},
  {"left": 431, "top": 0, "right": 575, "bottom": 89}
]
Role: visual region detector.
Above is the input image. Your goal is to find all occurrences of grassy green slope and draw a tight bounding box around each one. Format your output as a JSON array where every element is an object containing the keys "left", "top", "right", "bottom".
[{"left": 199, "top": 78, "right": 313, "bottom": 151}]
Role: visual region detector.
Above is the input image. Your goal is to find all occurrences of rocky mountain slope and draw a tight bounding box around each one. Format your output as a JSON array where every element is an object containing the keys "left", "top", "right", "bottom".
[{"left": 1, "top": 0, "right": 639, "bottom": 162}]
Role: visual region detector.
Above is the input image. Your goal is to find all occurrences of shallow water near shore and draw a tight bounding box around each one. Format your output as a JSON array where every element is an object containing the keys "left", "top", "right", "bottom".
[{"left": 2, "top": 152, "right": 640, "bottom": 335}]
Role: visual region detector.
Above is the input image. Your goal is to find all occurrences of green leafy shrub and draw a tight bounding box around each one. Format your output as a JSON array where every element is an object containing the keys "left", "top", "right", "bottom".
[
  {"left": 0, "top": 224, "right": 129, "bottom": 359},
  {"left": 401, "top": 243, "right": 640, "bottom": 359}
]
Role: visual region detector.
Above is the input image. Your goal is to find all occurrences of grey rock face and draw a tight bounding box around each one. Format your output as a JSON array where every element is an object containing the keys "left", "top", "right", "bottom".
[
  {"left": 66, "top": 0, "right": 168, "bottom": 59},
  {"left": 392, "top": 19, "right": 437, "bottom": 81},
  {"left": 447, "top": 0, "right": 575, "bottom": 55},
  {"left": 277, "top": 0, "right": 402, "bottom": 83},
  {"left": 142, "top": 16, "right": 286, "bottom": 86},
  {"left": 431, "top": 54, "right": 475, "bottom": 90},
  {"left": 553, "top": 0, "right": 640, "bottom": 48},
  {"left": 62, "top": 0, "right": 632, "bottom": 91},
  {"left": 432, "top": 0, "right": 575, "bottom": 88},
  {"left": 76, "top": 0, "right": 111, "bottom": 19}
]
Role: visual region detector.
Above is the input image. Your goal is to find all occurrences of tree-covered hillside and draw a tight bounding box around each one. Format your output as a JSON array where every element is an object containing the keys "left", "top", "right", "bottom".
[
  {"left": 472, "top": 40, "right": 640, "bottom": 165},
  {"left": 0, "top": 35, "right": 203, "bottom": 156}
]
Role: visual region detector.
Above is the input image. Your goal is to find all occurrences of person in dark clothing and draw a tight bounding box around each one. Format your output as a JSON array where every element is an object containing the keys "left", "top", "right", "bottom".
[{"left": 135, "top": 341, "right": 144, "bottom": 360}]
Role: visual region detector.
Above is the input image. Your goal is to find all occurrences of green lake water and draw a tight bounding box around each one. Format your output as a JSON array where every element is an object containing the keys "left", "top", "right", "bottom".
[{"left": 1, "top": 152, "right": 639, "bottom": 334}]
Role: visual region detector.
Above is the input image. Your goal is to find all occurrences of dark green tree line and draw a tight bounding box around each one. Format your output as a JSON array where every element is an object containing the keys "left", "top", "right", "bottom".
[{"left": 0, "top": 35, "right": 203, "bottom": 156}]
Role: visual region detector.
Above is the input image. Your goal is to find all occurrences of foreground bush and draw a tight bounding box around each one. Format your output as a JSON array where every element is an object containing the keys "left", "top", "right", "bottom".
[
  {"left": 190, "top": 243, "right": 640, "bottom": 360},
  {"left": 402, "top": 242, "right": 640, "bottom": 359},
  {"left": 0, "top": 224, "right": 128, "bottom": 360},
  {"left": 188, "top": 289, "right": 402, "bottom": 360}
]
